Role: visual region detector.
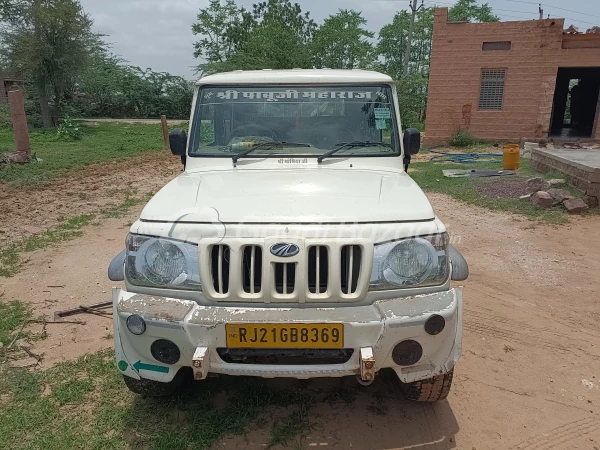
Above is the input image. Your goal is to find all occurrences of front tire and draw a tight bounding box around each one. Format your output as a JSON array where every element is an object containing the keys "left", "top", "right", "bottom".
[
  {"left": 123, "top": 368, "right": 191, "bottom": 397},
  {"left": 400, "top": 369, "right": 454, "bottom": 403}
]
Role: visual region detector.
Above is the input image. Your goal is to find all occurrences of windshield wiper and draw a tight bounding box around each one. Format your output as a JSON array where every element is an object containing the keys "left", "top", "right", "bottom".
[
  {"left": 317, "top": 141, "right": 391, "bottom": 163},
  {"left": 232, "top": 141, "right": 311, "bottom": 164}
]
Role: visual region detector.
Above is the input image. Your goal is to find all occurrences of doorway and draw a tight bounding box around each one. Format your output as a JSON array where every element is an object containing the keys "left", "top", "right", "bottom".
[{"left": 550, "top": 67, "right": 600, "bottom": 138}]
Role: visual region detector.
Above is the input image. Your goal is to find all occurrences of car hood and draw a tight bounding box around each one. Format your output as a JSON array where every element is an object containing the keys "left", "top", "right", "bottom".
[{"left": 139, "top": 169, "right": 435, "bottom": 223}]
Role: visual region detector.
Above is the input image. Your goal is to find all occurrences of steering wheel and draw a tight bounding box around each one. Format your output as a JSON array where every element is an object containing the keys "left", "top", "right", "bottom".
[{"left": 228, "top": 124, "right": 277, "bottom": 143}]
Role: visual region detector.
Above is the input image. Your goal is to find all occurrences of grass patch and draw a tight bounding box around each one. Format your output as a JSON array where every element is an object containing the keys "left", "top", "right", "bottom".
[
  {"left": 0, "top": 122, "right": 166, "bottom": 188},
  {"left": 410, "top": 159, "right": 576, "bottom": 224},
  {"left": 0, "top": 215, "right": 94, "bottom": 277},
  {"left": 0, "top": 300, "right": 30, "bottom": 348},
  {"left": 0, "top": 191, "right": 149, "bottom": 277},
  {"left": 103, "top": 196, "right": 142, "bottom": 219},
  {"left": 268, "top": 403, "right": 313, "bottom": 448},
  {"left": 0, "top": 350, "right": 323, "bottom": 450}
]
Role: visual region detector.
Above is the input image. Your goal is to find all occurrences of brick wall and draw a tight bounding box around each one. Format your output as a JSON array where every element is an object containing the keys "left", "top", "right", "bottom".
[{"left": 424, "top": 8, "right": 600, "bottom": 146}]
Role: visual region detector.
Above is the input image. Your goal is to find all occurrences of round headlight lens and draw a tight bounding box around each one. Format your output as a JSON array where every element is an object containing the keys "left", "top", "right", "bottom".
[
  {"left": 143, "top": 240, "right": 187, "bottom": 285},
  {"left": 382, "top": 238, "right": 436, "bottom": 286}
]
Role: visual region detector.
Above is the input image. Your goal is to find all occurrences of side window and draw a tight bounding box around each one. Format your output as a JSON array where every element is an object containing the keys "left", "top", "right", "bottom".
[{"left": 479, "top": 69, "right": 506, "bottom": 110}]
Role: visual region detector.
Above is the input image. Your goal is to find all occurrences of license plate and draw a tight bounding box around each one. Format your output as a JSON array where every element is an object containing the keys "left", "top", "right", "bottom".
[{"left": 225, "top": 323, "right": 344, "bottom": 349}]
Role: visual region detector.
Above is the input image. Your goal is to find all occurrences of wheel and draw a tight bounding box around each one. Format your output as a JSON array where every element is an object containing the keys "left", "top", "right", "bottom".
[
  {"left": 122, "top": 368, "right": 191, "bottom": 397},
  {"left": 399, "top": 369, "right": 454, "bottom": 403}
]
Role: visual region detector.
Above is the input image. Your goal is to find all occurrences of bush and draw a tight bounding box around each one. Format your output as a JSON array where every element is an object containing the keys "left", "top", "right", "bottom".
[
  {"left": 0, "top": 105, "right": 11, "bottom": 129},
  {"left": 56, "top": 117, "right": 82, "bottom": 141},
  {"left": 450, "top": 130, "right": 476, "bottom": 147}
]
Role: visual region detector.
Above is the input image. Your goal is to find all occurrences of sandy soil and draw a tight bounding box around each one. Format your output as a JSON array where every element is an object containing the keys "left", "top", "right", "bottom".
[
  {"left": 0, "top": 151, "right": 180, "bottom": 244},
  {"left": 1, "top": 159, "right": 599, "bottom": 449}
]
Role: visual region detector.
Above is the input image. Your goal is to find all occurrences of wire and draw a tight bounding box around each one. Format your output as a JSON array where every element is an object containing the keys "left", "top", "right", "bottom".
[
  {"left": 502, "top": 0, "right": 600, "bottom": 20},
  {"left": 422, "top": 0, "right": 598, "bottom": 26},
  {"left": 423, "top": 0, "right": 538, "bottom": 20}
]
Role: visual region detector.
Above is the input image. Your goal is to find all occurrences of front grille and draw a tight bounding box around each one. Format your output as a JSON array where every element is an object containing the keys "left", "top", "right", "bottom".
[
  {"left": 308, "top": 245, "right": 329, "bottom": 294},
  {"left": 210, "top": 245, "right": 230, "bottom": 294},
  {"left": 274, "top": 263, "right": 296, "bottom": 294},
  {"left": 340, "top": 245, "right": 361, "bottom": 295},
  {"left": 204, "top": 241, "right": 367, "bottom": 302},
  {"left": 242, "top": 245, "right": 262, "bottom": 293},
  {"left": 217, "top": 348, "right": 354, "bottom": 365}
]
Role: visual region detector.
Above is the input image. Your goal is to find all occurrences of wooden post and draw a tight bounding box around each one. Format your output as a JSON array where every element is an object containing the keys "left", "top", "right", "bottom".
[
  {"left": 8, "top": 90, "right": 30, "bottom": 158},
  {"left": 160, "top": 115, "right": 169, "bottom": 149}
]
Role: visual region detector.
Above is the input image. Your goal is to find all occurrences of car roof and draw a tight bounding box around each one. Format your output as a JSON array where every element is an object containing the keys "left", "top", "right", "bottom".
[{"left": 196, "top": 69, "right": 394, "bottom": 86}]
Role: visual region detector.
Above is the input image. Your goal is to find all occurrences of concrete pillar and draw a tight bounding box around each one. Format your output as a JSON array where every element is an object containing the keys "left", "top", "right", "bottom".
[{"left": 8, "top": 90, "right": 30, "bottom": 157}]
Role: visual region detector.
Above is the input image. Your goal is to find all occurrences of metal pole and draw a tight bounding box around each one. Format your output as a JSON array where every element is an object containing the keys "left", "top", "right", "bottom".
[
  {"left": 160, "top": 114, "right": 169, "bottom": 149},
  {"left": 404, "top": 0, "right": 419, "bottom": 76}
]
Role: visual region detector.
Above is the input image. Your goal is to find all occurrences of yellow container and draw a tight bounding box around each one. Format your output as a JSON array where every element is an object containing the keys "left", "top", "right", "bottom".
[{"left": 503, "top": 144, "right": 520, "bottom": 170}]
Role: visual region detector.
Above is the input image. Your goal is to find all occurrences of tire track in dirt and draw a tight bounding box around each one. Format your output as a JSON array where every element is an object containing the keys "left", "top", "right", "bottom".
[
  {"left": 463, "top": 309, "right": 570, "bottom": 353},
  {"left": 509, "top": 416, "right": 600, "bottom": 450}
]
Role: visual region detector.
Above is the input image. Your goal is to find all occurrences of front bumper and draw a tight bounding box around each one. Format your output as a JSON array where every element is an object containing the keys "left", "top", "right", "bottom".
[{"left": 113, "top": 287, "right": 462, "bottom": 384}]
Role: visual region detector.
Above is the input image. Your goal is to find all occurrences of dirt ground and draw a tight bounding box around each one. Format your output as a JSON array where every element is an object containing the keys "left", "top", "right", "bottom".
[
  {"left": 1, "top": 157, "right": 599, "bottom": 449},
  {"left": 0, "top": 151, "right": 180, "bottom": 244}
]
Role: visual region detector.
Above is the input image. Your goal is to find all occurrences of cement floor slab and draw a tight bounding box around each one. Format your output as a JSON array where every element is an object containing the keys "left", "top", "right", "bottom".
[{"left": 533, "top": 148, "right": 600, "bottom": 172}]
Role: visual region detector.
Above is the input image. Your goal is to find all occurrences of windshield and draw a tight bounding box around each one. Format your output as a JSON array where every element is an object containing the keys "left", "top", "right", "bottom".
[{"left": 188, "top": 85, "right": 400, "bottom": 158}]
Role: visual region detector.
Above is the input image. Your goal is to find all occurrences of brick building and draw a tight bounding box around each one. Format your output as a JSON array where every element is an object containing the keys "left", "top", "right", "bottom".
[{"left": 424, "top": 8, "right": 600, "bottom": 146}]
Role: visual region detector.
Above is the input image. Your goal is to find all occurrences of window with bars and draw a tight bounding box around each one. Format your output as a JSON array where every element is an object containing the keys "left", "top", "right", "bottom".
[
  {"left": 482, "top": 41, "right": 511, "bottom": 51},
  {"left": 478, "top": 69, "right": 506, "bottom": 110}
]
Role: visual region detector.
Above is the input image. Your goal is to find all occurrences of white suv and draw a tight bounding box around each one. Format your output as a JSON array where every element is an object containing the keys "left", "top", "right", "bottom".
[{"left": 108, "top": 69, "right": 468, "bottom": 402}]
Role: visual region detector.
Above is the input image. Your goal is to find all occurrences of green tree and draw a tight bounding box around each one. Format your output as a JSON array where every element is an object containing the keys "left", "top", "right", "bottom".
[
  {"left": 311, "top": 9, "right": 374, "bottom": 70},
  {"left": 448, "top": 0, "right": 500, "bottom": 22},
  {"left": 376, "top": 10, "right": 412, "bottom": 80},
  {"left": 0, "top": 0, "right": 103, "bottom": 127},
  {"left": 191, "top": 0, "right": 316, "bottom": 74},
  {"left": 69, "top": 53, "right": 193, "bottom": 119},
  {"left": 191, "top": 0, "right": 243, "bottom": 74}
]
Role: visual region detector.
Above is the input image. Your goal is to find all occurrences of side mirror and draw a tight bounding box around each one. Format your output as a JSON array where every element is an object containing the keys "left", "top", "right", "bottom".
[
  {"left": 169, "top": 129, "right": 187, "bottom": 156},
  {"left": 169, "top": 129, "right": 187, "bottom": 167},
  {"left": 403, "top": 128, "right": 421, "bottom": 155}
]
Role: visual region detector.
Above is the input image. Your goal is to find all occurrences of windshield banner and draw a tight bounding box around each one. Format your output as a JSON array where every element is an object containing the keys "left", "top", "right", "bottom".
[{"left": 211, "top": 90, "right": 379, "bottom": 102}]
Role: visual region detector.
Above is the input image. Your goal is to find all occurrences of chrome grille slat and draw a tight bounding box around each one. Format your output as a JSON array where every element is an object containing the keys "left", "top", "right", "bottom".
[
  {"left": 242, "top": 245, "right": 262, "bottom": 294},
  {"left": 340, "top": 245, "right": 361, "bottom": 295},
  {"left": 218, "top": 245, "right": 223, "bottom": 293},
  {"left": 210, "top": 245, "right": 230, "bottom": 294},
  {"left": 347, "top": 247, "right": 354, "bottom": 295},
  {"left": 274, "top": 262, "right": 296, "bottom": 295},
  {"left": 308, "top": 245, "right": 329, "bottom": 295},
  {"left": 250, "top": 246, "right": 255, "bottom": 294},
  {"left": 316, "top": 245, "right": 320, "bottom": 294}
]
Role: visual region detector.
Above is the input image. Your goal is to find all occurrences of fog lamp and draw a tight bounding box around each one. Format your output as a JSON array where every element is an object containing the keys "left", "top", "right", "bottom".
[
  {"left": 126, "top": 314, "right": 146, "bottom": 335},
  {"left": 151, "top": 339, "right": 181, "bottom": 365},
  {"left": 392, "top": 340, "right": 423, "bottom": 366}
]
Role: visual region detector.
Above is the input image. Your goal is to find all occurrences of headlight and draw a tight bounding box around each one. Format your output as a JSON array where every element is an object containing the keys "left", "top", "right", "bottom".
[
  {"left": 125, "top": 234, "right": 201, "bottom": 291},
  {"left": 370, "top": 233, "right": 449, "bottom": 290}
]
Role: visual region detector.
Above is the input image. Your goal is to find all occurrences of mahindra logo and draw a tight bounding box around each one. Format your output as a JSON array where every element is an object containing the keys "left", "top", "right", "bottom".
[{"left": 270, "top": 243, "right": 300, "bottom": 257}]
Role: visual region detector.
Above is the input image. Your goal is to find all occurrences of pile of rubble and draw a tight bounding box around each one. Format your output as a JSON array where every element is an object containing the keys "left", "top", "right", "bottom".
[{"left": 522, "top": 177, "right": 592, "bottom": 214}]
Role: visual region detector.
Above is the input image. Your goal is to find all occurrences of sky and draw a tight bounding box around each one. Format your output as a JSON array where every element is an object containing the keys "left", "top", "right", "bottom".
[{"left": 79, "top": 0, "right": 600, "bottom": 80}]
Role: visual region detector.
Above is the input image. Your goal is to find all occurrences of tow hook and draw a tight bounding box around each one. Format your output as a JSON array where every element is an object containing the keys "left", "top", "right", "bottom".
[
  {"left": 357, "top": 347, "right": 376, "bottom": 385},
  {"left": 192, "top": 347, "right": 209, "bottom": 380}
]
